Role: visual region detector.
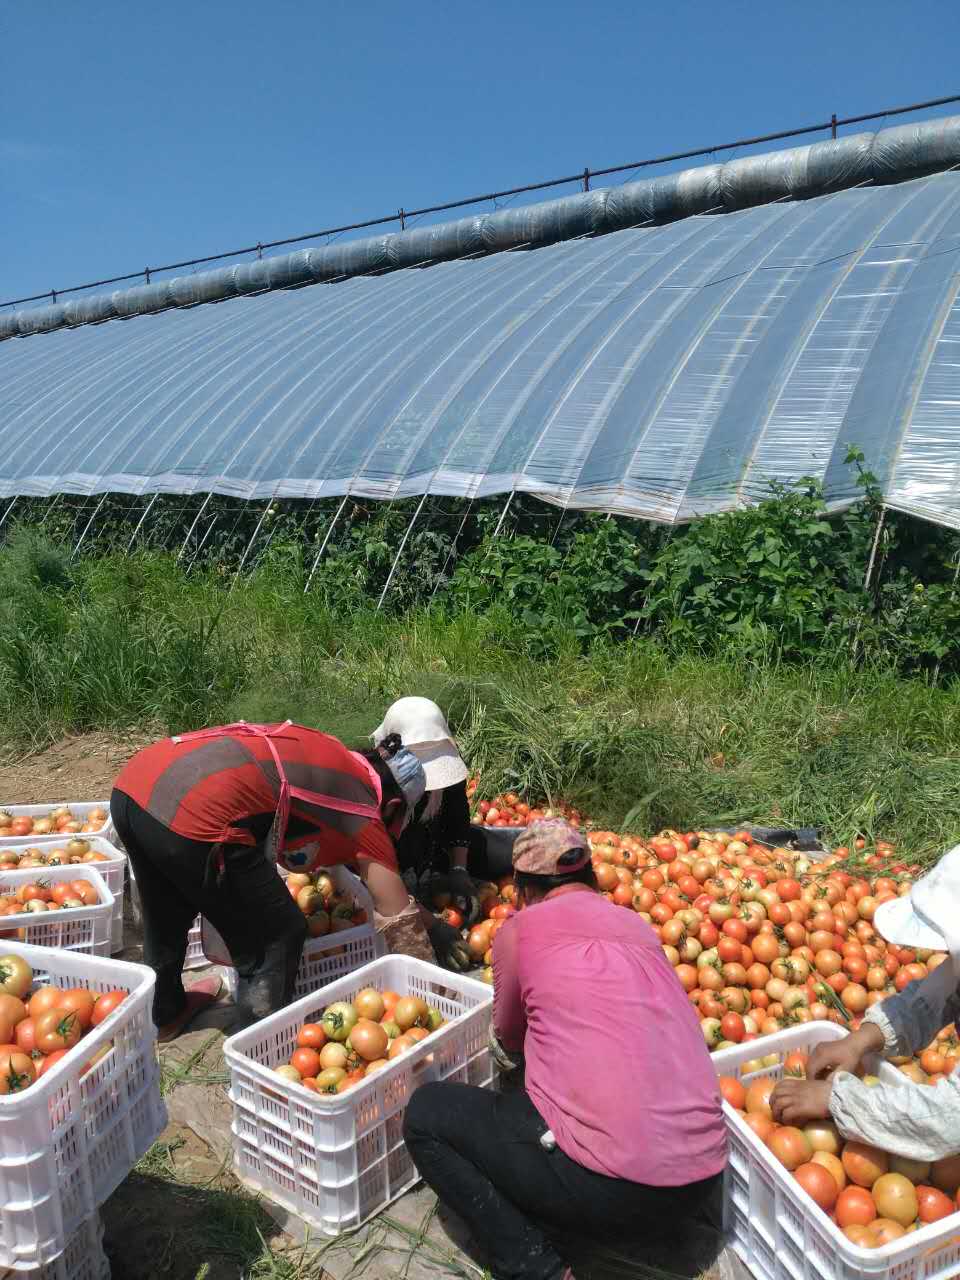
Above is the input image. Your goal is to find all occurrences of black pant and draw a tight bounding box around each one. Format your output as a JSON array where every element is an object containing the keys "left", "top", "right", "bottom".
[
  {"left": 111, "top": 789, "right": 307, "bottom": 1028},
  {"left": 403, "top": 1083, "right": 724, "bottom": 1280}
]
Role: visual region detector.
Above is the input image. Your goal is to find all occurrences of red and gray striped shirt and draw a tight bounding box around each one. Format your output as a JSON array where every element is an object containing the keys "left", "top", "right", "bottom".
[{"left": 114, "top": 723, "right": 397, "bottom": 868}]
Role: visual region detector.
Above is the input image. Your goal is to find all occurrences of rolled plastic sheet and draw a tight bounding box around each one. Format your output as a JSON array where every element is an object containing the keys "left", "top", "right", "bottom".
[{"left": 5, "top": 114, "right": 960, "bottom": 345}]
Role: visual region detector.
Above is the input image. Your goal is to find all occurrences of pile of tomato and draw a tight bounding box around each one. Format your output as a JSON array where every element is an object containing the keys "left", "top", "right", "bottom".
[
  {"left": 0, "top": 953, "right": 125, "bottom": 1093},
  {"left": 720, "top": 1056, "right": 960, "bottom": 1248},
  {"left": 582, "top": 827, "right": 938, "bottom": 1052},
  {"left": 0, "top": 806, "right": 109, "bottom": 838},
  {"left": 0, "top": 838, "right": 114, "bottom": 871},
  {"left": 469, "top": 780, "right": 583, "bottom": 831},
  {"left": 0, "top": 878, "right": 104, "bottom": 938},
  {"left": 284, "top": 871, "right": 369, "bottom": 937},
  {"left": 452, "top": 807, "right": 938, "bottom": 1036},
  {"left": 272, "top": 987, "right": 447, "bottom": 1095}
]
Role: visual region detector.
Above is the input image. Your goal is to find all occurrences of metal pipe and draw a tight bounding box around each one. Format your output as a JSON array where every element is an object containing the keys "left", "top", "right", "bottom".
[
  {"left": 863, "top": 508, "right": 888, "bottom": 590},
  {"left": 72, "top": 494, "right": 109, "bottom": 558},
  {"left": 0, "top": 497, "right": 19, "bottom": 535},
  {"left": 491, "top": 491, "right": 515, "bottom": 539},
  {"left": 186, "top": 513, "right": 219, "bottom": 570},
  {"left": 303, "top": 494, "right": 349, "bottom": 593},
  {"left": 430, "top": 504, "right": 473, "bottom": 602},
  {"left": 177, "top": 493, "right": 214, "bottom": 561},
  {"left": 376, "top": 493, "right": 428, "bottom": 611},
  {"left": 230, "top": 501, "right": 275, "bottom": 590},
  {"left": 125, "top": 493, "right": 158, "bottom": 553}
]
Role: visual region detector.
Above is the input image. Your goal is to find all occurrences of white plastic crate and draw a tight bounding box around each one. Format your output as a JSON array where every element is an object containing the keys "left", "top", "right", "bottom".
[
  {"left": 216, "top": 865, "right": 382, "bottom": 1000},
  {"left": 0, "top": 803, "right": 114, "bottom": 847},
  {"left": 15, "top": 1214, "right": 108, "bottom": 1280},
  {"left": 0, "top": 941, "right": 165, "bottom": 1270},
  {"left": 224, "top": 954, "right": 494, "bottom": 1236},
  {"left": 0, "top": 837, "right": 127, "bottom": 956},
  {"left": 713, "top": 1024, "right": 960, "bottom": 1280},
  {"left": 0, "top": 865, "right": 113, "bottom": 957}
]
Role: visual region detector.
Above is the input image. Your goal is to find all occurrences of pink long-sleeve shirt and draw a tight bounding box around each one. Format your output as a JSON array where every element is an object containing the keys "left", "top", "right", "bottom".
[{"left": 492, "top": 886, "right": 727, "bottom": 1186}]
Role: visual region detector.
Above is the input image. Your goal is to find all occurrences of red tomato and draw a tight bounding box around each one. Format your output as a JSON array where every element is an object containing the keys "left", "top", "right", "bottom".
[
  {"left": 916, "top": 1185, "right": 955, "bottom": 1223},
  {"left": 769, "top": 1127, "right": 813, "bottom": 1171},
  {"left": 775, "top": 879, "right": 802, "bottom": 902},
  {"left": 27, "top": 987, "right": 63, "bottom": 1019},
  {"left": 296, "top": 1023, "right": 327, "bottom": 1050},
  {"left": 835, "top": 1186, "right": 877, "bottom": 1227},
  {"left": 290, "top": 1047, "right": 322, "bottom": 1079},
  {"left": 717, "top": 937, "right": 743, "bottom": 964},
  {"left": 717, "top": 1076, "right": 746, "bottom": 1109},
  {"left": 795, "top": 1162, "right": 839, "bottom": 1211},
  {"left": 91, "top": 991, "right": 126, "bottom": 1026},
  {"left": 69, "top": 881, "right": 99, "bottom": 906},
  {"left": 57, "top": 989, "right": 96, "bottom": 1031},
  {"left": 37, "top": 1049, "right": 69, "bottom": 1077},
  {"left": 34, "top": 1010, "right": 82, "bottom": 1055},
  {"left": 14, "top": 1018, "right": 36, "bottom": 1054},
  {"left": 0, "top": 1049, "right": 36, "bottom": 1093},
  {"left": 719, "top": 1012, "right": 745, "bottom": 1043}
]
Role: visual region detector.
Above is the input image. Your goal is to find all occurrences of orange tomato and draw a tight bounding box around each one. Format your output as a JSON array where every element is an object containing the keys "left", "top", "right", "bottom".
[{"left": 835, "top": 1185, "right": 877, "bottom": 1227}]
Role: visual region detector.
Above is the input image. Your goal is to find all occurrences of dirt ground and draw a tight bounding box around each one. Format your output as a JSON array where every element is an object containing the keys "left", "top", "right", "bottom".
[{"left": 0, "top": 734, "right": 728, "bottom": 1280}]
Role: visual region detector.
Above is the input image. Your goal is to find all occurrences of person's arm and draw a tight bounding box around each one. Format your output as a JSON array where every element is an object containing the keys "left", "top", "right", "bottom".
[
  {"left": 806, "top": 962, "right": 960, "bottom": 1083},
  {"left": 430, "top": 782, "right": 471, "bottom": 867},
  {"left": 830, "top": 1071, "right": 960, "bottom": 1162},
  {"left": 492, "top": 919, "right": 525, "bottom": 1054},
  {"left": 859, "top": 961, "right": 960, "bottom": 1059}
]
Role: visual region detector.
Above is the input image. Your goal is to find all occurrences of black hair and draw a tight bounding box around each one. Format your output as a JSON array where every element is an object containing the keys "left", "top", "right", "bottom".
[
  {"left": 358, "top": 734, "right": 405, "bottom": 806},
  {"left": 514, "top": 860, "right": 597, "bottom": 902}
]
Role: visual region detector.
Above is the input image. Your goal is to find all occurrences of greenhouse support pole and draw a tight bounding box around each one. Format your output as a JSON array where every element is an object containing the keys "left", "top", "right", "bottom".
[
  {"left": 187, "top": 515, "right": 219, "bottom": 568},
  {"left": 125, "top": 493, "right": 158, "bottom": 553},
  {"left": 72, "top": 494, "right": 109, "bottom": 558},
  {"left": 38, "top": 494, "right": 61, "bottom": 526},
  {"left": 177, "top": 493, "right": 214, "bottom": 561},
  {"left": 863, "top": 508, "right": 887, "bottom": 590},
  {"left": 231, "top": 501, "right": 275, "bottom": 590},
  {"left": 0, "top": 497, "right": 18, "bottom": 534},
  {"left": 430, "top": 502, "right": 473, "bottom": 602},
  {"left": 303, "top": 494, "right": 349, "bottom": 594},
  {"left": 492, "top": 491, "right": 515, "bottom": 539},
  {"left": 377, "top": 493, "right": 428, "bottom": 611}
]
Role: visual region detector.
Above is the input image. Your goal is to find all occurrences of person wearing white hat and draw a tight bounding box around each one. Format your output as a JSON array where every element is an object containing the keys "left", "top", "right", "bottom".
[
  {"left": 771, "top": 845, "right": 960, "bottom": 1160},
  {"left": 373, "top": 697, "right": 485, "bottom": 969}
]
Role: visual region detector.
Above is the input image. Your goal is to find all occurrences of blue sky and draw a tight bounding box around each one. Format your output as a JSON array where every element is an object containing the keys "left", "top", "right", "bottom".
[{"left": 3, "top": 1, "right": 960, "bottom": 306}]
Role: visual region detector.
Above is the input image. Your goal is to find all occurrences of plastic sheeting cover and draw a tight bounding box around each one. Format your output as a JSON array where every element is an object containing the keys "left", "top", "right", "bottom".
[{"left": 3, "top": 170, "right": 960, "bottom": 526}]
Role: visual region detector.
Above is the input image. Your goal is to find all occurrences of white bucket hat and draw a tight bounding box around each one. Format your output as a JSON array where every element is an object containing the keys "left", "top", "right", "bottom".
[
  {"left": 372, "top": 697, "right": 468, "bottom": 792},
  {"left": 874, "top": 844, "right": 960, "bottom": 959}
]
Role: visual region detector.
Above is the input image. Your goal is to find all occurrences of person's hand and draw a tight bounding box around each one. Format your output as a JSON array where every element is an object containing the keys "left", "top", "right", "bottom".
[
  {"left": 437, "top": 867, "right": 481, "bottom": 926},
  {"left": 426, "top": 919, "right": 472, "bottom": 972},
  {"left": 807, "top": 1024, "right": 886, "bottom": 1081},
  {"left": 771, "top": 1079, "right": 834, "bottom": 1127}
]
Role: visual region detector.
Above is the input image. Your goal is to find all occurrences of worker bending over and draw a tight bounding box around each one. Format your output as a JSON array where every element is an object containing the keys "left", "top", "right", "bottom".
[{"left": 112, "top": 721, "right": 441, "bottom": 1039}]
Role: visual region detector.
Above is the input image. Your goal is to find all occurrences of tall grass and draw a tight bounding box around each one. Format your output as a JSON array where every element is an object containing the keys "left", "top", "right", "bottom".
[{"left": 1, "top": 531, "right": 958, "bottom": 859}]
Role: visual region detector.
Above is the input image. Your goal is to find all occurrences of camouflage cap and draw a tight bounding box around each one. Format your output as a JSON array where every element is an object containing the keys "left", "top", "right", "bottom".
[{"left": 512, "top": 818, "right": 590, "bottom": 876}]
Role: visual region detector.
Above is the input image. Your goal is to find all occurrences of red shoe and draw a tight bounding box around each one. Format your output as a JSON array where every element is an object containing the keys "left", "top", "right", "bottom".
[{"left": 157, "top": 974, "right": 224, "bottom": 1043}]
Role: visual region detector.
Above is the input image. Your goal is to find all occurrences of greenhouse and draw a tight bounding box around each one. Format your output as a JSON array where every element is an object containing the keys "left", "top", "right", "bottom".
[{"left": 3, "top": 114, "right": 960, "bottom": 530}]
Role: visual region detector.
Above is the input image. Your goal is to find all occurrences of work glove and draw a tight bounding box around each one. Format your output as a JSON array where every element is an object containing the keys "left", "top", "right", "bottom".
[
  {"left": 426, "top": 918, "right": 473, "bottom": 973},
  {"left": 448, "top": 865, "right": 483, "bottom": 926},
  {"left": 489, "top": 1026, "right": 523, "bottom": 1075}
]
